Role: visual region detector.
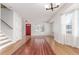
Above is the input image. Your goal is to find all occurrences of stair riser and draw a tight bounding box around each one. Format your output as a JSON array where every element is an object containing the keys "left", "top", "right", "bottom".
[
  {"left": 0, "top": 35, "right": 5, "bottom": 37},
  {"left": 0, "top": 32, "right": 12, "bottom": 50},
  {"left": 0, "top": 41, "right": 12, "bottom": 46},
  {"left": 0, "top": 42, "right": 13, "bottom": 50},
  {"left": 0, "top": 37, "right": 8, "bottom": 40},
  {"left": 0, "top": 39, "right": 7, "bottom": 41},
  {"left": 0, "top": 39, "right": 11, "bottom": 44}
]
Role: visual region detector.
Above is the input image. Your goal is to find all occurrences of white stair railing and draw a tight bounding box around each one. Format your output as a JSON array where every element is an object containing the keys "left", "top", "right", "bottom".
[
  {"left": 1, "top": 18, "right": 13, "bottom": 40},
  {"left": 0, "top": 18, "right": 14, "bottom": 49}
]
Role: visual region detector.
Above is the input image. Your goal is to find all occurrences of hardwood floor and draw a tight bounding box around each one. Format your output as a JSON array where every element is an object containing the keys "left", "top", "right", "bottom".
[
  {"left": 12, "top": 36, "right": 79, "bottom": 55},
  {"left": 46, "top": 36, "right": 79, "bottom": 55},
  {"left": 13, "top": 36, "right": 55, "bottom": 55}
]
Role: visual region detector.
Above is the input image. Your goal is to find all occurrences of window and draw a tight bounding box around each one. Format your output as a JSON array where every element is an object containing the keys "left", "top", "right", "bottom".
[
  {"left": 65, "top": 12, "right": 73, "bottom": 34},
  {"left": 61, "top": 11, "right": 74, "bottom": 34},
  {"left": 33, "top": 24, "right": 44, "bottom": 33}
]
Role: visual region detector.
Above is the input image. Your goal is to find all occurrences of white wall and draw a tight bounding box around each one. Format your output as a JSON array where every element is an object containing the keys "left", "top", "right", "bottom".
[
  {"left": 22, "top": 19, "right": 26, "bottom": 37},
  {"left": 0, "top": 20, "right": 1, "bottom": 32},
  {"left": 1, "top": 8, "right": 13, "bottom": 28},
  {"left": 31, "top": 22, "right": 51, "bottom": 36},
  {"left": 13, "top": 12, "right": 22, "bottom": 41},
  {"left": 0, "top": 4, "right": 23, "bottom": 42},
  {"left": 0, "top": 4, "right": 1, "bottom": 31},
  {"left": 50, "top": 4, "right": 79, "bottom": 48},
  {"left": 50, "top": 22, "right": 55, "bottom": 36},
  {"left": 1, "top": 20, "right": 13, "bottom": 39},
  {"left": 52, "top": 15, "right": 65, "bottom": 44},
  {"left": 1, "top": 6, "right": 13, "bottom": 39}
]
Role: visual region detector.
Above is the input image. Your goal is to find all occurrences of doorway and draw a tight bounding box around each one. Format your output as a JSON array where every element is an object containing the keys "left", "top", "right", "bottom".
[{"left": 26, "top": 24, "right": 31, "bottom": 36}]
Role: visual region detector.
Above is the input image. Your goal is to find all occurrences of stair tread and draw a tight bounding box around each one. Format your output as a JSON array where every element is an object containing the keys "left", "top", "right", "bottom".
[
  {"left": 0, "top": 41, "right": 14, "bottom": 50},
  {"left": 0, "top": 40, "right": 12, "bottom": 46},
  {"left": 0, "top": 36, "right": 8, "bottom": 40},
  {"left": 0, "top": 38, "right": 7, "bottom": 41},
  {"left": 0, "top": 34, "right": 5, "bottom": 37},
  {"left": 0, "top": 33, "right": 5, "bottom": 35},
  {"left": 0, "top": 39, "right": 11, "bottom": 44},
  {"left": 0, "top": 32, "right": 14, "bottom": 50}
]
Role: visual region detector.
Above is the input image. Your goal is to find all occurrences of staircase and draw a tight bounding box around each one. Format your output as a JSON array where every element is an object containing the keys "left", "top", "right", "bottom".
[{"left": 0, "top": 32, "right": 14, "bottom": 50}]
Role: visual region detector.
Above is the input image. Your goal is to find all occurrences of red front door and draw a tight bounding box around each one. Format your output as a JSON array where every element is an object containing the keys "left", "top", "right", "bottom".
[{"left": 26, "top": 24, "right": 31, "bottom": 35}]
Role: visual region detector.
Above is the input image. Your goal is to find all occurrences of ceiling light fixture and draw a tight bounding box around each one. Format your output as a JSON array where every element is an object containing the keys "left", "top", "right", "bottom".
[{"left": 45, "top": 3, "right": 60, "bottom": 11}]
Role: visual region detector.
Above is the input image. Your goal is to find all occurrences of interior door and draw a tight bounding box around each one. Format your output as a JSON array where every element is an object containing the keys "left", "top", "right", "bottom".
[{"left": 26, "top": 24, "right": 31, "bottom": 35}]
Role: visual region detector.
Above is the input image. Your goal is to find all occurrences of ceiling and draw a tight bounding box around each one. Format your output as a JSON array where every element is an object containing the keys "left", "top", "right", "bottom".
[{"left": 3, "top": 3, "right": 62, "bottom": 23}]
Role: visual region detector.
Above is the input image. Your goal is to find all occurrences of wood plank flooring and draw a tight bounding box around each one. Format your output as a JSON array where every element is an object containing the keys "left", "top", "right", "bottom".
[
  {"left": 12, "top": 36, "right": 79, "bottom": 55},
  {"left": 13, "top": 36, "right": 55, "bottom": 55},
  {"left": 46, "top": 36, "right": 79, "bottom": 55}
]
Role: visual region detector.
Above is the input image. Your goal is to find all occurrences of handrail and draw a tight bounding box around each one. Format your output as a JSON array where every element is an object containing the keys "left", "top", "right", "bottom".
[{"left": 0, "top": 18, "right": 13, "bottom": 29}]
